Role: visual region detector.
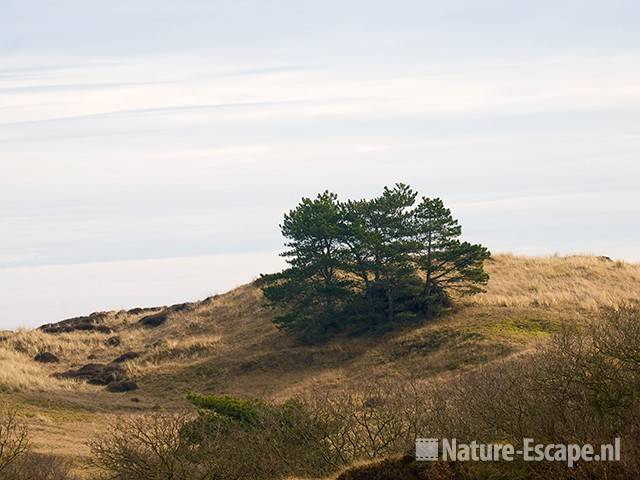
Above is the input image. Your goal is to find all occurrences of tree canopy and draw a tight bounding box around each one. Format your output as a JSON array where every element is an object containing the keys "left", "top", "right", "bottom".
[{"left": 260, "top": 184, "right": 490, "bottom": 341}]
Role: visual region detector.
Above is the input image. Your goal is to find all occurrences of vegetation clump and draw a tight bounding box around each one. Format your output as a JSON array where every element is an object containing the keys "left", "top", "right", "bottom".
[
  {"left": 33, "top": 351, "right": 59, "bottom": 363},
  {"left": 186, "top": 392, "right": 262, "bottom": 426},
  {"left": 91, "top": 393, "right": 341, "bottom": 479},
  {"left": 260, "top": 184, "right": 490, "bottom": 340},
  {"left": 57, "top": 362, "right": 126, "bottom": 385},
  {"left": 336, "top": 455, "right": 455, "bottom": 480}
]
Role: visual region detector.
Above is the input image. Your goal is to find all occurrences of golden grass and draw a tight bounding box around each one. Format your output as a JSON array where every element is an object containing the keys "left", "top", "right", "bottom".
[
  {"left": 3, "top": 329, "right": 110, "bottom": 362},
  {"left": 0, "top": 347, "right": 95, "bottom": 393},
  {"left": 125, "top": 335, "right": 223, "bottom": 377},
  {"left": 474, "top": 254, "right": 640, "bottom": 310}
]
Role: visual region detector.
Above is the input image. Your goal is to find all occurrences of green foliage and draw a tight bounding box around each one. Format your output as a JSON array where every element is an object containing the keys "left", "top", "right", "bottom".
[
  {"left": 260, "top": 191, "right": 355, "bottom": 339},
  {"left": 181, "top": 393, "right": 343, "bottom": 479},
  {"left": 186, "top": 392, "right": 262, "bottom": 427},
  {"left": 341, "top": 184, "right": 420, "bottom": 324},
  {"left": 413, "top": 197, "right": 490, "bottom": 305},
  {"left": 261, "top": 184, "right": 490, "bottom": 340}
]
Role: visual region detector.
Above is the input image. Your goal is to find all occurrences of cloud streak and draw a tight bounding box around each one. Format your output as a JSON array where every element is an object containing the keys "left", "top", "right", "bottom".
[{"left": 0, "top": 98, "right": 358, "bottom": 128}]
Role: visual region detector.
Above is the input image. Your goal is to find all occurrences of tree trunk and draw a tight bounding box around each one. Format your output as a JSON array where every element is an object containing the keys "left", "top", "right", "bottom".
[{"left": 422, "top": 233, "right": 433, "bottom": 296}]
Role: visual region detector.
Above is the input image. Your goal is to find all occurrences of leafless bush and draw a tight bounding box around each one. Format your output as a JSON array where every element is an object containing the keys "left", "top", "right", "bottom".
[
  {"left": 1, "top": 409, "right": 74, "bottom": 480},
  {"left": 89, "top": 412, "right": 219, "bottom": 480},
  {"left": 0, "top": 407, "right": 29, "bottom": 476},
  {"left": 305, "top": 377, "right": 432, "bottom": 464},
  {"left": 89, "top": 404, "right": 338, "bottom": 480},
  {"left": 420, "top": 305, "right": 640, "bottom": 479},
  {"left": 592, "top": 304, "right": 640, "bottom": 370}
]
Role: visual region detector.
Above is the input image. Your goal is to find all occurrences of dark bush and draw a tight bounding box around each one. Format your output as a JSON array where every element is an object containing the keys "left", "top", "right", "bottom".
[
  {"left": 337, "top": 455, "right": 455, "bottom": 480},
  {"left": 106, "top": 381, "right": 139, "bottom": 393},
  {"left": 90, "top": 413, "right": 215, "bottom": 480},
  {"left": 39, "top": 313, "right": 112, "bottom": 334},
  {"left": 111, "top": 351, "right": 140, "bottom": 363},
  {"left": 138, "top": 311, "right": 168, "bottom": 328},
  {"left": 422, "top": 305, "right": 640, "bottom": 480},
  {"left": 91, "top": 394, "right": 343, "bottom": 480},
  {"left": 57, "top": 363, "right": 126, "bottom": 385},
  {"left": 34, "top": 352, "right": 59, "bottom": 363},
  {"left": 104, "top": 336, "right": 121, "bottom": 347}
]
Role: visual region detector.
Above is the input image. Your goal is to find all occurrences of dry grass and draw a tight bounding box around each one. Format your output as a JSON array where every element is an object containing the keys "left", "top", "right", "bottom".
[
  {"left": 125, "top": 335, "right": 223, "bottom": 377},
  {"left": 474, "top": 254, "right": 640, "bottom": 310},
  {"left": 145, "top": 335, "right": 222, "bottom": 362},
  {"left": 2, "top": 329, "right": 110, "bottom": 363},
  {"left": 0, "top": 347, "right": 95, "bottom": 393}
]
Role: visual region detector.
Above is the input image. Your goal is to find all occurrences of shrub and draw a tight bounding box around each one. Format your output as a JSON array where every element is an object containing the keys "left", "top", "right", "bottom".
[
  {"left": 422, "top": 305, "right": 640, "bottom": 479},
  {"left": 89, "top": 412, "right": 217, "bottom": 480},
  {"left": 0, "top": 407, "right": 29, "bottom": 476},
  {"left": 185, "top": 393, "right": 342, "bottom": 478},
  {"left": 91, "top": 396, "right": 343, "bottom": 480},
  {"left": 336, "top": 455, "right": 456, "bottom": 480},
  {"left": 186, "top": 392, "right": 262, "bottom": 427},
  {"left": 1, "top": 408, "right": 75, "bottom": 480}
]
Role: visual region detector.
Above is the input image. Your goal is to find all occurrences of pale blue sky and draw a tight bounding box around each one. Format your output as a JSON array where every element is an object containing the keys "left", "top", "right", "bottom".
[{"left": 1, "top": 1, "right": 639, "bottom": 328}]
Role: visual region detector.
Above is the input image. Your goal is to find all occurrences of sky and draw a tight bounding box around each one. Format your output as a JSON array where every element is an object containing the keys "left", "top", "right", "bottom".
[{"left": 1, "top": 0, "right": 639, "bottom": 328}]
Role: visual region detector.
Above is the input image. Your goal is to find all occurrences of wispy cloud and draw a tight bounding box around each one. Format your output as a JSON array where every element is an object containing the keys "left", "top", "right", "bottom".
[
  {"left": 0, "top": 98, "right": 356, "bottom": 128},
  {"left": 0, "top": 80, "right": 172, "bottom": 95}
]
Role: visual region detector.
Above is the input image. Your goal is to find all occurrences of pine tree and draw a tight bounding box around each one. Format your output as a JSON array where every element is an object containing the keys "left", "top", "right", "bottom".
[
  {"left": 412, "top": 197, "right": 490, "bottom": 312},
  {"left": 260, "top": 191, "right": 352, "bottom": 337},
  {"left": 261, "top": 186, "right": 491, "bottom": 340},
  {"left": 353, "top": 183, "right": 417, "bottom": 323}
]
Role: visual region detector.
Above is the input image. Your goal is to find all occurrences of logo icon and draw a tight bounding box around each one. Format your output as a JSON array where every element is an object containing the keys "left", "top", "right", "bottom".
[{"left": 416, "top": 438, "right": 439, "bottom": 461}]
